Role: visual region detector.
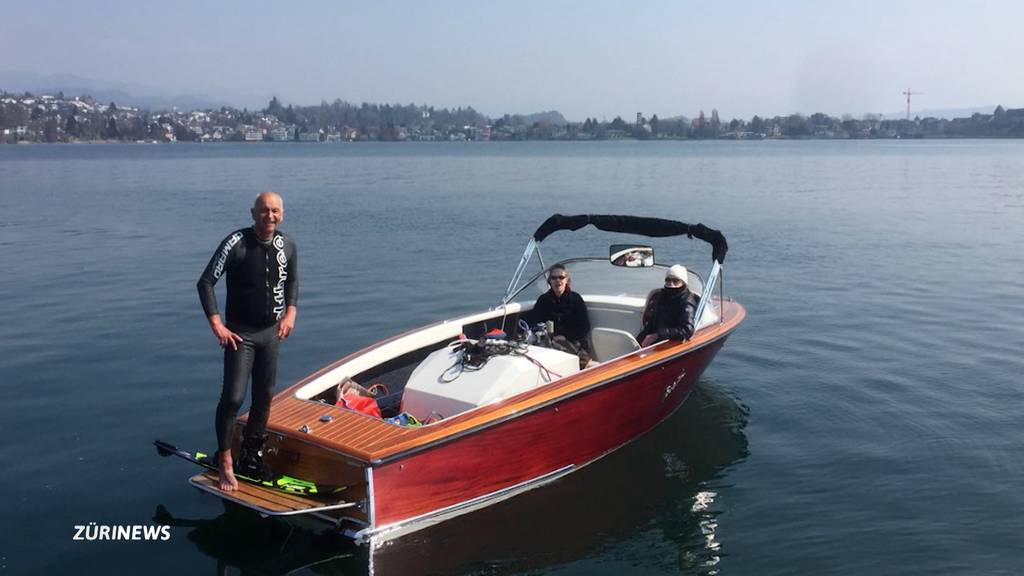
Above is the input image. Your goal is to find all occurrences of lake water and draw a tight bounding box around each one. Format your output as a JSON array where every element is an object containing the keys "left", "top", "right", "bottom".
[{"left": 1, "top": 140, "right": 1022, "bottom": 575}]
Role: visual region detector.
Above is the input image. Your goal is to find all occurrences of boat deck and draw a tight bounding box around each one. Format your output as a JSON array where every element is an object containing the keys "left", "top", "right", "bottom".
[
  {"left": 260, "top": 398, "right": 419, "bottom": 463},
  {"left": 258, "top": 300, "right": 745, "bottom": 465}
]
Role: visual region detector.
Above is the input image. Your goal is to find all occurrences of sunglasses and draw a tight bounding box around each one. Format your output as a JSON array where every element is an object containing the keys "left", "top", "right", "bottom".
[
  {"left": 664, "top": 278, "right": 684, "bottom": 286},
  {"left": 548, "top": 275, "right": 567, "bottom": 281}
]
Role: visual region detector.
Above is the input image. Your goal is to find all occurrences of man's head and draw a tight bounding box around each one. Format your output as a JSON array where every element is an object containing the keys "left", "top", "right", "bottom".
[
  {"left": 664, "top": 265, "right": 688, "bottom": 289},
  {"left": 251, "top": 191, "right": 284, "bottom": 239},
  {"left": 547, "top": 264, "right": 570, "bottom": 296}
]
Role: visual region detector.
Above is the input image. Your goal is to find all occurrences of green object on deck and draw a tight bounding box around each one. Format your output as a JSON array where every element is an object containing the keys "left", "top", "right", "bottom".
[{"left": 154, "top": 439, "right": 341, "bottom": 496}]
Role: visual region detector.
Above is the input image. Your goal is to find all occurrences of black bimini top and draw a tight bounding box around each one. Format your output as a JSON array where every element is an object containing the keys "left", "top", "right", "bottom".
[{"left": 532, "top": 214, "right": 728, "bottom": 264}]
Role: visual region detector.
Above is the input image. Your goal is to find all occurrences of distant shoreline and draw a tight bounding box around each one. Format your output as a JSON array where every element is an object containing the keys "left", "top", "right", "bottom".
[
  {"left": 5, "top": 90, "right": 1023, "bottom": 144},
  {"left": 7, "top": 135, "right": 1024, "bottom": 146}
]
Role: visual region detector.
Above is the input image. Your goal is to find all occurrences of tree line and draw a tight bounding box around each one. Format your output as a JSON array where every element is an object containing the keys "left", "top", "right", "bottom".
[{"left": 3, "top": 90, "right": 1024, "bottom": 142}]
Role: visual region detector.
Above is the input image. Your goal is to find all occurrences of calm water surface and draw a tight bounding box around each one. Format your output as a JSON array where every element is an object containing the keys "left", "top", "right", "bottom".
[{"left": 1, "top": 141, "right": 1022, "bottom": 575}]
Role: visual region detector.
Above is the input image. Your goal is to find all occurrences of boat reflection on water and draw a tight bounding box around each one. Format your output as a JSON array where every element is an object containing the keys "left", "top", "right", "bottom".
[
  {"left": 370, "top": 380, "right": 749, "bottom": 576},
  {"left": 156, "top": 380, "right": 747, "bottom": 575},
  {"left": 151, "top": 504, "right": 365, "bottom": 575}
]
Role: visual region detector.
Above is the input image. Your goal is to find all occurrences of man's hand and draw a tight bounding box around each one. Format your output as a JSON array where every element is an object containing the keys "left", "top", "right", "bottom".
[
  {"left": 278, "top": 306, "right": 297, "bottom": 340},
  {"left": 641, "top": 334, "right": 659, "bottom": 348},
  {"left": 208, "top": 314, "right": 242, "bottom": 351}
]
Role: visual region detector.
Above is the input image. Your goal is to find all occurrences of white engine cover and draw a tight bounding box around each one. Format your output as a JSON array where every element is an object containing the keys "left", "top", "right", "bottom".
[{"left": 401, "top": 342, "right": 580, "bottom": 421}]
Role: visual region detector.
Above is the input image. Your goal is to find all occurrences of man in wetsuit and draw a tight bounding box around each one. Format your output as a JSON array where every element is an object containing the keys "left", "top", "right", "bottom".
[{"left": 197, "top": 191, "right": 298, "bottom": 491}]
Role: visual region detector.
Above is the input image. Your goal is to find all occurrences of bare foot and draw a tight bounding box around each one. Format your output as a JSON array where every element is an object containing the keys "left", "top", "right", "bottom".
[{"left": 218, "top": 450, "right": 239, "bottom": 491}]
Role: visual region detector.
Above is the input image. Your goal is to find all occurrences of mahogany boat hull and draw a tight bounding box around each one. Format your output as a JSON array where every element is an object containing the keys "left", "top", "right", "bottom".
[{"left": 365, "top": 333, "right": 729, "bottom": 538}]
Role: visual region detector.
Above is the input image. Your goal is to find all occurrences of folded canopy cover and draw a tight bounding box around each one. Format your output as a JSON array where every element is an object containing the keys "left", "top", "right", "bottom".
[{"left": 532, "top": 214, "right": 728, "bottom": 264}]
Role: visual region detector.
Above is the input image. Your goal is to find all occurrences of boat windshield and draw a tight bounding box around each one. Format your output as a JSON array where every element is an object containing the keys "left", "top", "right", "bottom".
[{"left": 508, "top": 258, "right": 705, "bottom": 304}]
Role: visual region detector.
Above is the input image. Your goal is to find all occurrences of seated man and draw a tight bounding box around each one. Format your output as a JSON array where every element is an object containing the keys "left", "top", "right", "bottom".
[
  {"left": 637, "top": 265, "right": 699, "bottom": 347},
  {"left": 529, "top": 264, "right": 592, "bottom": 368}
]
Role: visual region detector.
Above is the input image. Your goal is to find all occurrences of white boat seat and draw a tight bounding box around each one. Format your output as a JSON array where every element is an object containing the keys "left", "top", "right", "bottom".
[{"left": 589, "top": 327, "right": 641, "bottom": 362}]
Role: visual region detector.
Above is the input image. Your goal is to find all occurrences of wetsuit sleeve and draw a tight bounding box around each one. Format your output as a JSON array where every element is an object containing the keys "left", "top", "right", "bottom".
[
  {"left": 285, "top": 237, "right": 298, "bottom": 307},
  {"left": 197, "top": 231, "right": 244, "bottom": 318}
]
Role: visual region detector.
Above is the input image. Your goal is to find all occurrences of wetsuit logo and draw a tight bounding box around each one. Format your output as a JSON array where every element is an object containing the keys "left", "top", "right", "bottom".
[
  {"left": 213, "top": 232, "right": 243, "bottom": 279},
  {"left": 272, "top": 235, "right": 288, "bottom": 319}
]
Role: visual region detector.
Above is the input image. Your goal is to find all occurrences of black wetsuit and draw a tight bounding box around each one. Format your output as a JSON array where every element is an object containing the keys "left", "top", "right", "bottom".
[{"left": 198, "top": 227, "right": 298, "bottom": 452}]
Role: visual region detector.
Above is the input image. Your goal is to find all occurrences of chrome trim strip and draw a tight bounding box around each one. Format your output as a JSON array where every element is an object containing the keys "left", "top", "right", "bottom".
[
  {"left": 187, "top": 478, "right": 357, "bottom": 517},
  {"left": 372, "top": 329, "right": 732, "bottom": 465},
  {"left": 366, "top": 467, "right": 376, "bottom": 528}
]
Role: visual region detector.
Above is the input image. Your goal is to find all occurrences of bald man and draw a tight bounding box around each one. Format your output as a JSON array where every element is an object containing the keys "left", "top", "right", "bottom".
[{"left": 198, "top": 192, "right": 298, "bottom": 490}]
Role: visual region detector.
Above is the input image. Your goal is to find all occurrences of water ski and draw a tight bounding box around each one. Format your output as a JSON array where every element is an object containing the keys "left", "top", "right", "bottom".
[{"left": 154, "top": 440, "right": 342, "bottom": 496}]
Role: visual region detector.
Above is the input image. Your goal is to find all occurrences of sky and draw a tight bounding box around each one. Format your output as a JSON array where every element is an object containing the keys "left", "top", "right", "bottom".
[{"left": 3, "top": 0, "right": 1023, "bottom": 120}]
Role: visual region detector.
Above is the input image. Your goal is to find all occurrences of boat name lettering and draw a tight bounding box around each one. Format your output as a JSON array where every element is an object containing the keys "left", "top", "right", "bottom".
[{"left": 664, "top": 370, "right": 686, "bottom": 401}]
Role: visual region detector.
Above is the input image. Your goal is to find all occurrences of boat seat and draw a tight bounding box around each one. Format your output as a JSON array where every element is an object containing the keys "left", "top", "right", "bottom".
[{"left": 589, "top": 327, "right": 641, "bottom": 362}]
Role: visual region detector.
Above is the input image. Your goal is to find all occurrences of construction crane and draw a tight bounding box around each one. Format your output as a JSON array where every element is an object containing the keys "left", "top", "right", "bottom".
[{"left": 902, "top": 88, "right": 923, "bottom": 121}]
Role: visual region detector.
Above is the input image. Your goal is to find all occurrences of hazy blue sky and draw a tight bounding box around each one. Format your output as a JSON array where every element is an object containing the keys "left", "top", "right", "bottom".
[{"left": 3, "top": 0, "right": 1022, "bottom": 119}]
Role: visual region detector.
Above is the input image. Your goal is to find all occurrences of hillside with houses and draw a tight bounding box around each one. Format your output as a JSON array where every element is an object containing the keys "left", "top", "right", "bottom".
[{"left": 2, "top": 91, "right": 1023, "bottom": 144}]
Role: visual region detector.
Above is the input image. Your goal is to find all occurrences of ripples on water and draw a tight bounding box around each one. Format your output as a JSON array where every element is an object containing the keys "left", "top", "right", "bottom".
[{"left": 1, "top": 141, "right": 1022, "bottom": 575}]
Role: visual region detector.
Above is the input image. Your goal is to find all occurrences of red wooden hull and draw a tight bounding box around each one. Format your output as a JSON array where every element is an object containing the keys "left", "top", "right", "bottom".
[{"left": 369, "top": 335, "right": 728, "bottom": 531}]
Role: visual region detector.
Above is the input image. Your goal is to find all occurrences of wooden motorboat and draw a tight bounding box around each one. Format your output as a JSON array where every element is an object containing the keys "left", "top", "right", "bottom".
[{"left": 182, "top": 214, "right": 745, "bottom": 543}]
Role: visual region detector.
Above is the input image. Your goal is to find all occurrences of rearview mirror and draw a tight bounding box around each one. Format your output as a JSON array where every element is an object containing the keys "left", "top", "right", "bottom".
[{"left": 609, "top": 245, "right": 654, "bottom": 267}]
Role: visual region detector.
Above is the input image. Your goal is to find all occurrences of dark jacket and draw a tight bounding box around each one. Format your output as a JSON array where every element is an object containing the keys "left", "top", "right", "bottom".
[
  {"left": 637, "top": 287, "right": 698, "bottom": 342},
  {"left": 198, "top": 227, "right": 299, "bottom": 330},
  {"left": 530, "top": 289, "right": 591, "bottom": 344}
]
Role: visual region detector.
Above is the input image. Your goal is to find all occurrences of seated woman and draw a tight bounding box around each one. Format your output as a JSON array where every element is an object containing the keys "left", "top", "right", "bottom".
[
  {"left": 637, "top": 265, "right": 699, "bottom": 347},
  {"left": 529, "top": 264, "right": 592, "bottom": 368}
]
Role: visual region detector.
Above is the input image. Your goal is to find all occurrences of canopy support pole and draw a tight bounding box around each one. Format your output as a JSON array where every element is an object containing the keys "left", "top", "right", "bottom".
[
  {"left": 694, "top": 260, "right": 721, "bottom": 331},
  {"left": 502, "top": 239, "right": 538, "bottom": 304},
  {"left": 719, "top": 267, "right": 724, "bottom": 324}
]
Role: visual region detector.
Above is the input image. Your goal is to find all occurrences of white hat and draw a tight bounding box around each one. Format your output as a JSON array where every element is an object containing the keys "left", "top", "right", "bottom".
[{"left": 666, "top": 265, "right": 688, "bottom": 284}]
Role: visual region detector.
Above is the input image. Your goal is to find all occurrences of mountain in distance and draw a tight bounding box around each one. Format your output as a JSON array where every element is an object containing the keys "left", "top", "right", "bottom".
[{"left": 0, "top": 70, "right": 245, "bottom": 111}]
